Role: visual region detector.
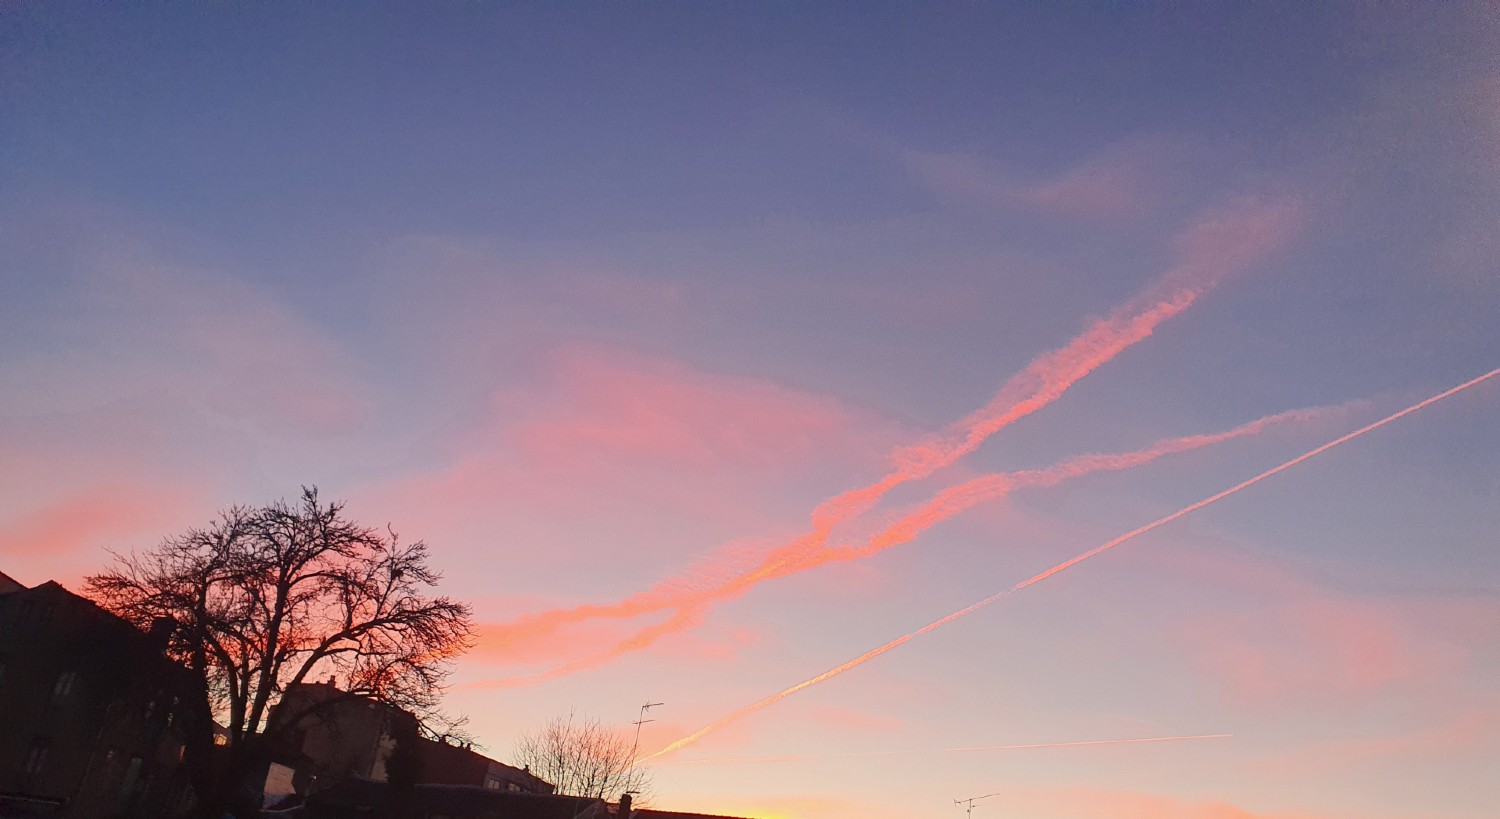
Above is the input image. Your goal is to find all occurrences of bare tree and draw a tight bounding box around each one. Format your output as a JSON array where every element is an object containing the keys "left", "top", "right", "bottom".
[
  {"left": 85, "top": 487, "right": 474, "bottom": 818},
  {"left": 513, "top": 712, "right": 653, "bottom": 802}
]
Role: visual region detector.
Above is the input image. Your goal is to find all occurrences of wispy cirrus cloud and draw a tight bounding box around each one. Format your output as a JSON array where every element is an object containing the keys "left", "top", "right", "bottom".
[
  {"left": 81, "top": 257, "right": 372, "bottom": 438},
  {"left": 991, "top": 785, "right": 1345, "bottom": 819},
  {"left": 0, "top": 484, "right": 202, "bottom": 559},
  {"left": 463, "top": 194, "right": 1306, "bottom": 684},
  {"left": 355, "top": 343, "right": 908, "bottom": 610},
  {"left": 903, "top": 136, "right": 1209, "bottom": 223},
  {"left": 0, "top": 211, "right": 380, "bottom": 583},
  {"left": 1255, "top": 706, "right": 1500, "bottom": 777},
  {"left": 1183, "top": 596, "right": 1493, "bottom": 708},
  {"left": 1165, "top": 541, "right": 1500, "bottom": 711}
]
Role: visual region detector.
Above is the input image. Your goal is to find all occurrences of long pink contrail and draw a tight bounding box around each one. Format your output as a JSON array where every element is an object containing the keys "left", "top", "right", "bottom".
[
  {"left": 823, "top": 405, "right": 1334, "bottom": 566},
  {"left": 470, "top": 404, "right": 1328, "bottom": 688},
  {"left": 643, "top": 368, "right": 1500, "bottom": 760},
  {"left": 475, "top": 198, "right": 1303, "bottom": 669},
  {"left": 650, "top": 733, "right": 1233, "bottom": 766}
]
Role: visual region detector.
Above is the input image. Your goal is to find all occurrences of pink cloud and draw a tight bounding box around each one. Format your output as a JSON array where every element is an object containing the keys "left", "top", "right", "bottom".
[
  {"left": 1012, "top": 161, "right": 1149, "bottom": 220},
  {"left": 649, "top": 623, "right": 767, "bottom": 665},
  {"left": 372, "top": 345, "right": 899, "bottom": 524},
  {"left": 1164, "top": 547, "right": 1499, "bottom": 710},
  {"left": 903, "top": 137, "right": 1194, "bottom": 222},
  {"left": 1186, "top": 600, "right": 1427, "bottom": 704},
  {"left": 507, "top": 346, "right": 870, "bottom": 472},
  {"left": 4, "top": 220, "right": 371, "bottom": 444},
  {"left": 1166, "top": 195, "right": 1305, "bottom": 280},
  {"left": 358, "top": 344, "right": 904, "bottom": 592},
  {"left": 0, "top": 484, "right": 201, "bottom": 558},
  {"left": 459, "top": 195, "right": 1310, "bottom": 686},
  {"left": 466, "top": 612, "right": 763, "bottom": 672},
  {"left": 11, "top": 228, "right": 375, "bottom": 441},
  {"left": 0, "top": 222, "right": 378, "bottom": 588},
  {"left": 693, "top": 795, "right": 911, "bottom": 819},
  {"left": 1257, "top": 706, "right": 1500, "bottom": 776},
  {"left": 800, "top": 704, "right": 908, "bottom": 736},
  {"left": 996, "top": 786, "right": 1343, "bottom": 819},
  {"left": 111, "top": 264, "right": 370, "bottom": 437}
]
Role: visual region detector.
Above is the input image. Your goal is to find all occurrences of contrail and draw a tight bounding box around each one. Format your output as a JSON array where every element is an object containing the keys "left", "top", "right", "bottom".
[
  {"left": 473, "top": 200, "right": 1303, "bottom": 679},
  {"left": 650, "top": 733, "right": 1233, "bottom": 766},
  {"left": 823, "top": 405, "right": 1335, "bottom": 567},
  {"left": 642, "top": 368, "right": 1499, "bottom": 760},
  {"left": 469, "top": 403, "right": 1329, "bottom": 688}
]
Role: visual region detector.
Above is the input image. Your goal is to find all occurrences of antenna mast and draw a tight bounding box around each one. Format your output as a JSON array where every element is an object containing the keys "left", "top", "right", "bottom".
[
  {"left": 626, "top": 701, "right": 664, "bottom": 785},
  {"left": 954, "top": 791, "right": 1002, "bottom": 817}
]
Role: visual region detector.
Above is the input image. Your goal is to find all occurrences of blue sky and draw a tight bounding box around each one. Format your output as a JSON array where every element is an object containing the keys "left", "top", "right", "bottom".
[{"left": 3, "top": 5, "right": 1499, "bottom": 818}]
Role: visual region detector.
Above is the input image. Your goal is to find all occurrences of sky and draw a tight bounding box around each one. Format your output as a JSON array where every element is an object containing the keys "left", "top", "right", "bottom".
[{"left": 2, "top": 4, "right": 1499, "bottom": 818}]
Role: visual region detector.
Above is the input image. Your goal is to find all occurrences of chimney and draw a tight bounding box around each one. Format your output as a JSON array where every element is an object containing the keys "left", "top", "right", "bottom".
[
  {"left": 619, "top": 793, "right": 632, "bottom": 817},
  {"left": 148, "top": 617, "right": 176, "bottom": 651}
]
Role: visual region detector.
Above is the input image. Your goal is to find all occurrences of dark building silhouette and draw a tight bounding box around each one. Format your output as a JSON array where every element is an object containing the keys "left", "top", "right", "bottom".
[
  {"left": 266, "top": 681, "right": 418, "bottom": 792},
  {"left": 415, "top": 735, "right": 552, "bottom": 794},
  {"left": 293, "top": 779, "right": 756, "bottom": 819},
  {"left": 0, "top": 572, "right": 757, "bottom": 819},
  {"left": 0, "top": 573, "right": 201, "bottom": 818},
  {"left": 264, "top": 682, "right": 552, "bottom": 807}
]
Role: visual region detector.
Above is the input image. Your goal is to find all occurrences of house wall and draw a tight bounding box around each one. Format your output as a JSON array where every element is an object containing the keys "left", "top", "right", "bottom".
[
  {"left": 268, "top": 682, "right": 418, "bottom": 788},
  {"left": 0, "top": 580, "right": 199, "bottom": 818}
]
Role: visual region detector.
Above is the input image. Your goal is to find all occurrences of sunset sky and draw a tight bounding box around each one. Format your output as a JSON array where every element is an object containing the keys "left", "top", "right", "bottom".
[{"left": 3, "top": 5, "right": 1499, "bottom": 818}]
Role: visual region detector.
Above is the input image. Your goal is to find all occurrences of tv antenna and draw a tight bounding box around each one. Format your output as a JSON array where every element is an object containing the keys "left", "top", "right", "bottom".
[
  {"left": 626, "top": 701, "right": 664, "bottom": 783},
  {"left": 954, "top": 792, "right": 1001, "bottom": 817}
]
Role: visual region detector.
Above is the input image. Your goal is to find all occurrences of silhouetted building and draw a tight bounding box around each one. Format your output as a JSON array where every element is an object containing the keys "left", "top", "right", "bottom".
[
  {"left": 292, "top": 780, "right": 756, "bottom": 819},
  {"left": 0, "top": 574, "right": 201, "bottom": 818},
  {"left": 264, "top": 682, "right": 552, "bottom": 807},
  {"left": 302, "top": 780, "right": 596, "bottom": 819},
  {"left": 267, "top": 680, "right": 418, "bottom": 792},
  {"left": 415, "top": 736, "right": 552, "bottom": 794},
  {"left": 631, "top": 809, "right": 757, "bottom": 819}
]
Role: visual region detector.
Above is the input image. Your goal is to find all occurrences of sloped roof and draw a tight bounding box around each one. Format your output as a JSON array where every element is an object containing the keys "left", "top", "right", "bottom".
[
  {"left": 304, "top": 779, "right": 605, "bottom": 818},
  {"left": 0, "top": 569, "right": 26, "bottom": 594},
  {"left": 633, "top": 804, "right": 756, "bottom": 810}
]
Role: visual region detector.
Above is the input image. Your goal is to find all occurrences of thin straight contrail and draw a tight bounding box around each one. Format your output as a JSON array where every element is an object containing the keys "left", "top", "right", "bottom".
[
  {"left": 471, "top": 404, "right": 1330, "bottom": 688},
  {"left": 642, "top": 368, "right": 1499, "bottom": 760},
  {"left": 651, "top": 733, "right": 1233, "bottom": 766},
  {"left": 473, "top": 198, "right": 1302, "bottom": 677}
]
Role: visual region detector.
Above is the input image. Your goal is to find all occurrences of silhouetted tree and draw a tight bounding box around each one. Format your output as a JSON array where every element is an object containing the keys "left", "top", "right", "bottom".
[
  {"left": 513, "top": 712, "right": 653, "bottom": 802},
  {"left": 86, "top": 487, "right": 474, "bottom": 818}
]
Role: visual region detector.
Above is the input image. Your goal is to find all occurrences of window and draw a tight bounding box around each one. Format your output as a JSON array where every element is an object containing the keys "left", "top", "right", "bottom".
[
  {"left": 120, "top": 756, "right": 144, "bottom": 798},
  {"left": 23, "top": 737, "right": 49, "bottom": 778},
  {"left": 484, "top": 778, "right": 500, "bottom": 790},
  {"left": 52, "top": 671, "right": 77, "bottom": 701}
]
